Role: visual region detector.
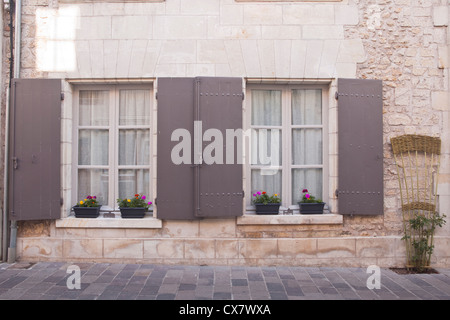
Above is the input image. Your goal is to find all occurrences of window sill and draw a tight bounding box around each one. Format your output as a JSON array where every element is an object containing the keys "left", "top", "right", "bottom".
[
  {"left": 237, "top": 213, "right": 343, "bottom": 225},
  {"left": 55, "top": 214, "right": 162, "bottom": 229}
]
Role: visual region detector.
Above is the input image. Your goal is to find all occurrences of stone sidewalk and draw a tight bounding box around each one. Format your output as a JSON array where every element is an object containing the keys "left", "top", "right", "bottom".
[{"left": 0, "top": 261, "right": 450, "bottom": 301}]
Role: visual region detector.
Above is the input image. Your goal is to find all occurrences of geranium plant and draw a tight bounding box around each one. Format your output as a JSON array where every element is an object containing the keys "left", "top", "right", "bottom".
[
  {"left": 117, "top": 194, "right": 152, "bottom": 209},
  {"left": 253, "top": 191, "right": 281, "bottom": 205},
  {"left": 76, "top": 195, "right": 100, "bottom": 207},
  {"left": 300, "top": 189, "right": 323, "bottom": 203}
]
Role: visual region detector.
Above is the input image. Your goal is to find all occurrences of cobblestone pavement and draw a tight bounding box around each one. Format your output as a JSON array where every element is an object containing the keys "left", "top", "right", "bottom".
[{"left": 0, "top": 261, "right": 449, "bottom": 301}]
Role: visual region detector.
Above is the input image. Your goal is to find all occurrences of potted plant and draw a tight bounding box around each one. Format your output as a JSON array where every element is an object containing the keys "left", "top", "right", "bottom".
[
  {"left": 298, "top": 189, "right": 325, "bottom": 214},
  {"left": 117, "top": 194, "right": 152, "bottom": 219},
  {"left": 253, "top": 191, "right": 281, "bottom": 215},
  {"left": 73, "top": 195, "right": 101, "bottom": 218}
]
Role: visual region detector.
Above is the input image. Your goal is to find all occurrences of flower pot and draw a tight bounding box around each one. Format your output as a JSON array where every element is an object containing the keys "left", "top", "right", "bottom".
[
  {"left": 119, "top": 207, "right": 147, "bottom": 219},
  {"left": 73, "top": 206, "right": 101, "bottom": 218},
  {"left": 254, "top": 203, "right": 281, "bottom": 215},
  {"left": 298, "top": 202, "right": 325, "bottom": 215}
]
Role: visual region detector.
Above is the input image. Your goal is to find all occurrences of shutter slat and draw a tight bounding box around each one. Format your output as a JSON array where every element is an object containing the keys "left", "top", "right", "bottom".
[{"left": 337, "top": 78, "right": 384, "bottom": 215}]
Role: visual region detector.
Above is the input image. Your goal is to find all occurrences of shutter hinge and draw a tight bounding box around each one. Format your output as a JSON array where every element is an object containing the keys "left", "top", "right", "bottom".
[
  {"left": 61, "top": 93, "right": 65, "bottom": 100},
  {"left": 335, "top": 189, "right": 339, "bottom": 198},
  {"left": 155, "top": 92, "right": 158, "bottom": 100},
  {"left": 335, "top": 92, "right": 339, "bottom": 100},
  {"left": 154, "top": 197, "right": 157, "bottom": 205},
  {"left": 242, "top": 190, "right": 245, "bottom": 198},
  {"left": 242, "top": 92, "right": 245, "bottom": 100}
]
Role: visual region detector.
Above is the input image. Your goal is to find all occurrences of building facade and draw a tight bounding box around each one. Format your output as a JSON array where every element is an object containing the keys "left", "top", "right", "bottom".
[{"left": 0, "top": 0, "right": 449, "bottom": 268}]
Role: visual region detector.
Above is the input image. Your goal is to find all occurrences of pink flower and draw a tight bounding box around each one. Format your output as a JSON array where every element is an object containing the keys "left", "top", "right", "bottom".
[
  {"left": 257, "top": 191, "right": 261, "bottom": 195},
  {"left": 142, "top": 195, "right": 146, "bottom": 200},
  {"left": 148, "top": 202, "right": 152, "bottom": 205},
  {"left": 305, "top": 194, "right": 310, "bottom": 199},
  {"left": 253, "top": 194, "right": 257, "bottom": 197}
]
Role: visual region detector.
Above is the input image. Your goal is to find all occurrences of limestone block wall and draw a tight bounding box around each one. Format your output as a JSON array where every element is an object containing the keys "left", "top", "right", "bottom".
[
  {"left": 20, "top": 0, "right": 364, "bottom": 79},
  {"left": 1, "top": 0, "right": 449, "bottom": 267}
]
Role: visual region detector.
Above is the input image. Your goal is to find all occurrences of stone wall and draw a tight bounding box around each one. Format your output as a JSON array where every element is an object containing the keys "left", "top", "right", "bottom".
[
  {"left": 350, "top": 0, "right": 450, "bottom": 239},
  {"left": 2, "top": 0, "right": 450, "bottom": 267}
]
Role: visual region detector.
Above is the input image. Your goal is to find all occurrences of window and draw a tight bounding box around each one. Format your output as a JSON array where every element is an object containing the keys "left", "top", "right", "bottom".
[
  {"left": 74, "top": 85, "right": 152, "bottom": 211},
  {"left": 246, "top": 84, "right": 328, "bottom": 211}
]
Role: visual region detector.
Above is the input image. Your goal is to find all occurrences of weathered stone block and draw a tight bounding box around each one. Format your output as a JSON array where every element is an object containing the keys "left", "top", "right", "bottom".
[
  {"left": 144, "top": 239, "right": 184, "bottom": 259},
  {"left": 103, "top": 239, "right": 143, "bottom": 259},
  {"left": 185, "top": 239, "right": 215, "bottom": 259},
  {"left": 278, "top": 239, "right": 317, "bottom": 258},
  {"left": 63, "top": 239, "right": 103, "bottom": 259},
  {"left": 317, "top": 238, "right": 355, "bottom": 258}
]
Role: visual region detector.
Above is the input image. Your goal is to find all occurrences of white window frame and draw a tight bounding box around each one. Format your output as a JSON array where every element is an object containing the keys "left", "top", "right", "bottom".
[
  {"left": 244, "top": 83, "right": 329, "bottom": 213},
  {"left": 72, "top": 84, "right": 153, "bottom": 212}
]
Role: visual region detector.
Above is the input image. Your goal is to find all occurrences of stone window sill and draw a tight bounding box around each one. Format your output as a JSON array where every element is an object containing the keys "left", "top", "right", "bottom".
[
  {"left": 55, "top": 214, "right": 162, "bottom": 229},
  {"left": 237, "top": 213, "right": 343, "bottom": 225},
  {"left": 55, "top": 212, "right": 342, "bottom": 229}
]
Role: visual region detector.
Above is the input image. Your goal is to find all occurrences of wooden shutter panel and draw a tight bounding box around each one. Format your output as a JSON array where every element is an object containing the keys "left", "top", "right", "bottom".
[
  {"left": 9, "top": 79, "right": 62, "bottom": 221},
  {"left": 156, "top": 78, "right": 196, "bottom": 220},
  {"left": 196, "top": 77, "right": 244, "bottom": 218},
  {"left": 337, "top": 78, "right": 384, "bottom": 215},
  {"left": 156, "top": 77, "right": 244, "bottom": 220}
]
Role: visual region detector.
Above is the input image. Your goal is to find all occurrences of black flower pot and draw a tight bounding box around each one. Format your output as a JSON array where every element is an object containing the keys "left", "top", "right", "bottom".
[
  {"left": 254, "top": 203, "right": 281, "bottom": 215},
  {"left": 73, "top": 206, "right": 101, "bottom": 218},
  {"left": 119, "top": 207, "right": 147, "bottom": 219},
  {"left": 298, "top": 202, "right": 325, "bottom": 215}
]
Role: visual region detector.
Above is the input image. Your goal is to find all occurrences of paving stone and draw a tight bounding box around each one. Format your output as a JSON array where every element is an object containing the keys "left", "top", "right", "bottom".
[{"left": 0, "top": 262, "right": 449, "bottom": 300}]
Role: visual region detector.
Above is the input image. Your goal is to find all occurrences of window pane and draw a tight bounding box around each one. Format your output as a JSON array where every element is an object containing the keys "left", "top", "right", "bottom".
[
  {"left": 119, "top": 129, "right": 150, "bottom": 165},
  {"left": 292, "top": 89, "right": 322, "bottom": 125},
  {"left": 78, "top": 129, "right": 109, "bottom": 165},
  {"left": 79, "top": 91, "right": 109, "bottom": 126},
  {"left": 292, "top": 129, "right": 322, "bottom": 165},
  {"left": 251, "top": 128, "right": 282, "bottom": 166},
  {"left": 119, "top": 169, "right": 150, "bottom": 200},
  {"left": 292, "top": 168, "right": 322, "bottom": 205},
  {"left": 78, "top": 169, "right": 109, "bottom": 205},
  {"left": 119, "top": 90, "right": 150, "bottom": 126},
  {"left": 251, "top": 90, "right": 282, "bottom": 126},
  {"left": 251, "top": 169, "right": 282, "bottom": 199}
]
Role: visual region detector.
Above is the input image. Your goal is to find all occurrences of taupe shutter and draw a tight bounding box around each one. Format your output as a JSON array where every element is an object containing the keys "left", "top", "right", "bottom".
[
  {"left": 9, "top": 79, "right": 62, "bottom": 221},
  {"left": 337, "top": 78, "right": 384, "bottom": 215},
  {"left": 156, "top": 77, "right": 243, "bottom": 220},
  {"left": 156, "top": 78, "right": 196, "bottom": 220},
  {"left": 196, "top": 77, "right": 244, "bottom": 218}
]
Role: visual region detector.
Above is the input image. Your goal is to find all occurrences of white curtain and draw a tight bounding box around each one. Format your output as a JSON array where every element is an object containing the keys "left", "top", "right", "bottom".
[
  {"left": 119, "top": 169, "right": 150, "bottom": 199},
  {"left": 251, "top": 169, "right": 282, "bottom": 198},
  {"left": 291, "top": 89, "right": 322, "bottom": 125},
  {"left": 291, "top": 89, "right": 323, "bottom": 204},
  {"left": 251, "top": 90, "right": 282, "bottom": 126},
  {"left": 78, "top": 169, "right": 109, "bottom": 205},
  {"left": 251, "top": 90, "right": 283, "bottom": 197},
  {"left": 77, "top": 89, "right": 151, "bottom": 206},
  {"left": 292, "top": 129, "right": 322, "bottom": 165},
  {"left": 78, "top": 129, "right": 109, "bottom": 165},
  {"left": 292, "top": 169, "right": 322, "bottom": 204},
  {"left": 250, "top": 88, "right": 323, "bottom": 205},
  {"left": 79, "top": 90, "right": 109, "bottom": 126},
  {"left": 118, "top": 90, "right": 151, "bottom": 199},
  {"left": 119, "top": 90, "right": 150, "bottom": 126},
  {"left": 78, "top": 91, "right": 110, "bottom": 205}
]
